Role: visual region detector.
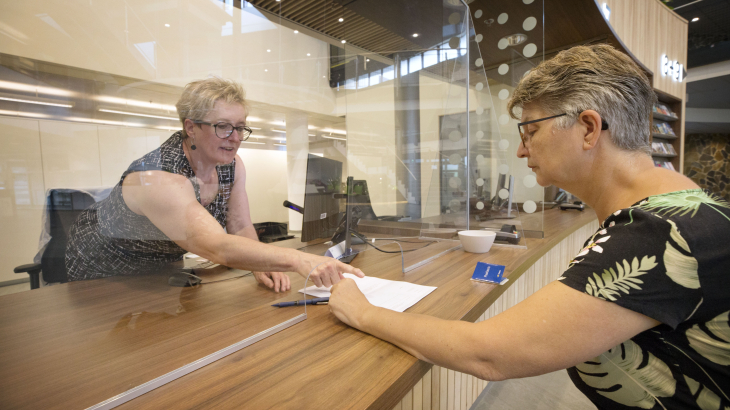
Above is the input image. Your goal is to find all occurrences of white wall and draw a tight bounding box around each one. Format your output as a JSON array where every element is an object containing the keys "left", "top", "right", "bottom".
[
  {"left": 0, "top": 0, "right": 338, "bottom": 116},
  {"left": 0, "top": 117, "right": 45, "bottom": 285},
  {"left": 343, "top": 81, "right": 398, "bottom": 217},
  {"left": 237, "top": 148, "right": 289, "bottom": 225}
]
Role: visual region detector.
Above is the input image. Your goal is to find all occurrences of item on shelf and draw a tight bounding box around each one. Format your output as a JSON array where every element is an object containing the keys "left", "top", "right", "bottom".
[
  {"left": 653, "top": 159, "right": 676, "bottom": 171},
  {"left": 653, "top": 102, "right": 677, "bottom": 118},
  {"left": 652, "top": 121, "right": 676, "bottom": 136},
  {"left": 651, "top": 141, "right": 677, "bottom": 156}
]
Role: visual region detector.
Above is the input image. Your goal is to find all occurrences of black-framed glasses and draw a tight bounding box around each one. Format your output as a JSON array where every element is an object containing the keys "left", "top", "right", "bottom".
[
  {"left": 517, "top": 112, "right": 608, "bottom": 148},
  {"left": 194, "top": 121, "right": 252, "bottom": 141}
]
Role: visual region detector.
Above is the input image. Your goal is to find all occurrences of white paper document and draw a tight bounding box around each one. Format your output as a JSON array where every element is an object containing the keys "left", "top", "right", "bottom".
[{"left": 298, "top": 273, "right": 437, "bottom": 313}]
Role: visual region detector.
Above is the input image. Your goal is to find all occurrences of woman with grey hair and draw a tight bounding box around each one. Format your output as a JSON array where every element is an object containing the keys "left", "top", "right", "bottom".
[
  {"left": 329, "top": 44, "right": 730, "bottom": 409},
  {"left": 66, "top": 77, "right": 363, "bottom": 290}
]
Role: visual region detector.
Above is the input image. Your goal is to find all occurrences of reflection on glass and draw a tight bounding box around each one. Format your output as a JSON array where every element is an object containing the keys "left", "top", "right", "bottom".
[{"left": 0, "top": 0, "right": 547, "bottom": 407}]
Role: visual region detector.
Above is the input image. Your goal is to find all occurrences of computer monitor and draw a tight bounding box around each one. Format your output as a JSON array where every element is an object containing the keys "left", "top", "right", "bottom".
[{"left": 301, "top": 154, "right": 343, "bottom": 242}]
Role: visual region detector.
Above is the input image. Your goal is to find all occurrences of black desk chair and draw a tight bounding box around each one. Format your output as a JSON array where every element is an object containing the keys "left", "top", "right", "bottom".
[{"left": 14, "top": 190, "right": 96, "bottom": 289}]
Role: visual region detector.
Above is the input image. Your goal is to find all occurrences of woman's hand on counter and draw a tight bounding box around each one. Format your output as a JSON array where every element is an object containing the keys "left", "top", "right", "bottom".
[
  {"left": 253, "top": 271, "right": 290, "bottom": 292},
  {"left": 329, "top": 278, "right": 373, "bottom": 329},
  {"left": 296, "top": 253, "right": 365, "bottom": 288}
]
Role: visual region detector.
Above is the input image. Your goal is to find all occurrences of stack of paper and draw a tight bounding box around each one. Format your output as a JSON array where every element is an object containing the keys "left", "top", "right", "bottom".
[{"left": 299, "top": 273, "right": 437, "bottom": 313}]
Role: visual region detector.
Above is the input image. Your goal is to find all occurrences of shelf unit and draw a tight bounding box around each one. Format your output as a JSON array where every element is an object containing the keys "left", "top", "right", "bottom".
[{"left": 651, "top": 93, "right": 684, "bottom": 172}]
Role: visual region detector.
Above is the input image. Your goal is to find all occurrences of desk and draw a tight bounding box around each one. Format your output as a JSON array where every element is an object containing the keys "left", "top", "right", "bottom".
[{"left": 0, "top": 208, "right": 598, "bottom": 410}]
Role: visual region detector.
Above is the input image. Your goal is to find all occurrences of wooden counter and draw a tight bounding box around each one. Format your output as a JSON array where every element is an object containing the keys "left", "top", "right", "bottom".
[{"left": 0, "top": 209, "right": 598, "bottom": 410}]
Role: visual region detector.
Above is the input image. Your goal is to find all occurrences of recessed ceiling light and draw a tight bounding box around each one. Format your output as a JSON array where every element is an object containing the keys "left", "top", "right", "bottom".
[
  {"left": 366, "top": 58, "right": 370, "bottom": 62},
  {"left": 341, "top": 40, "right": 346, "bottom": 44},
  {"left": 267, "top": 49, "right": 271, "bottom": 52},
  {"left": 692, "top": 17, "right": 700, "bottom": 22},
  {"left": 322, "top": 135, "right": 347, "bottom": 141},
  {"left": 307, "top": 53, "right": 311, "bottom": 56},
  {"left": 165, "top": 24, "right": 170, "bottom": 27},
  {"left": 500, "top": 33, "right": 528, "bottom": 47},
  {"left": 294, "top": 30, "right": 299, "bottom": 33},
  {"left": 339, "top": 18, "right": 344, "bottom": 22},
  {"left": 265, "top": 69, "right": 268, "bottom": 72},
  {"left": 271, "top": 129, "right": 287, "bottom": 133},
  {"left": 412, "top": 33, "right": 419, "bottom": 37},
  {"left": 0, "top": 96, "right": 73, "bottom": 108},
  {"left": 99, "top": 108, "right": 177, "bottom": 120}
]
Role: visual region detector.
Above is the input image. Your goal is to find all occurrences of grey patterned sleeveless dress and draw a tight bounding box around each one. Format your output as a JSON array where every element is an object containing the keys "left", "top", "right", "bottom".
[{"left": 65, "top": 131, "right": 235, "bottom": 281}]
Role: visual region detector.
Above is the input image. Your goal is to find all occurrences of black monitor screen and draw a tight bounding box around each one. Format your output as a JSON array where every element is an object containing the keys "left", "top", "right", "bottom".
[{"left": 301, "top": 154, "right": 343, "bottom": 242}]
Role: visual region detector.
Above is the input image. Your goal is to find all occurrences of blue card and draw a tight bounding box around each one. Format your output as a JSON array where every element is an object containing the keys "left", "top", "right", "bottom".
[{"left": 471, "top": 262, "right": 507, "bottom": 284}]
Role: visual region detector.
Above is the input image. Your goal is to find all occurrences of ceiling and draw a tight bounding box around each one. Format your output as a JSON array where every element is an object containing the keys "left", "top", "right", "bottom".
[
  {"left": 667, "top": 0, "right": 730, "bottom": 133},
  {"left": 664, "top": 0, "right": 730, "bottom": 67}
]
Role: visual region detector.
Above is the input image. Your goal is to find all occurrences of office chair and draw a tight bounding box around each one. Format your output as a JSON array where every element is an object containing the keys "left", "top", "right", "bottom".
[{"left": 14, "top": 189, "right": 96, "bottom": 289}]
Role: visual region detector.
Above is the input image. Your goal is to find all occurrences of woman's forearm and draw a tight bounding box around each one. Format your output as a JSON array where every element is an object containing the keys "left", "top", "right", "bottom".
[
  {"left": 353, "top": 305, "right": 506, "bottom": 381},
  {"left": 188, "top": 231, "right": 300, "bottom": 274}
]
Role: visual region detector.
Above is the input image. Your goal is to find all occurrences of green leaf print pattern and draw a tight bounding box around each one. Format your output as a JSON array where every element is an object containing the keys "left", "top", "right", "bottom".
[
  {"left": 664, "top": 220, "right": 700, "bottom": 289},
  {"left": 585, "top": 256, "right": 658, "bottom": 301},
  {"left": 684, "top": 375, "right": 728, "bottom": 410},
  {"left": 577, "top": 340, "right": 676, "bottom": 409},
  {"left": 636, "top": 189, "right": 730, "bottom": 222},
  {"left": 687, "top": 311, "right": 730, "bottom": 367}
]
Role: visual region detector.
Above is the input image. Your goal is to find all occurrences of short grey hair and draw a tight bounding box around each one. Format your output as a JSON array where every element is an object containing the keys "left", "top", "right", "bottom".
[
  {"left": 175, "top": 77, "right": 249, "bottom": 139},
  {"left": 507, "top": 44, "right": 656, "bottom": 155}
]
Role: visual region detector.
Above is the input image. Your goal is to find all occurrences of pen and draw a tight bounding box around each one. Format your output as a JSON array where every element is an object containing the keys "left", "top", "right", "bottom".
[{"left": 271, "top": 297, "right": 329, "bottom": 307}]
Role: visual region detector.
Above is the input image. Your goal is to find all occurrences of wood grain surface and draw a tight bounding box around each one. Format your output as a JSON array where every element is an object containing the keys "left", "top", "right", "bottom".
[{"left": 0, "top": 208, "right": 597, "bottom": 410}]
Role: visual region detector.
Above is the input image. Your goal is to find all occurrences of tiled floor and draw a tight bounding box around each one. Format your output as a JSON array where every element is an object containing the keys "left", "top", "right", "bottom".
[
  {"left": 0, "top": 283, "right": 31, "bottom": 296},
  {"left": 471, "top": 370, "right": 596, "bottom": 410}
]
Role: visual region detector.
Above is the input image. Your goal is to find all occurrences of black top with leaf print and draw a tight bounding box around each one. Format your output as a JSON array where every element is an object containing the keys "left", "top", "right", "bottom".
[{"left": 559, "top": 189, "right": 730, "bottom": 410}]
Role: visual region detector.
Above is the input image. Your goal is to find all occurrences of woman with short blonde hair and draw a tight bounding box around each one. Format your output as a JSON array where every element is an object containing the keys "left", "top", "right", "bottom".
[{"left": 67, "top": 76, "right": 363, "bottom": 290}]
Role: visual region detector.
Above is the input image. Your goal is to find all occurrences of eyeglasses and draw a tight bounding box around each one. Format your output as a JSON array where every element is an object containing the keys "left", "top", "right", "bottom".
[
  {"left": 517, "top": 112, "right": 608, "bottom": 148},
  {"left": 194, "top": 121, "right": 252, "bottom": 141}
]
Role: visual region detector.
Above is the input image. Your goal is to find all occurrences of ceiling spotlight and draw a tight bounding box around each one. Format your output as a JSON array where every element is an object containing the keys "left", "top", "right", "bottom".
[
  {"left": 339, "top": 18, "right": 344, "bottom": 22},
  {"left": 294, "top": 30, "right": 299, "bottom": 33},
  {"left": 267, "top": 49, "right": 271, "bottom": 52},
  {"left": 164, "top": 23, "right": 170, "bottom": 27},
  {"left": 366, "top": 58, "right": 370, "bottom": 62},
  {"left": 0, "top": 96, "right": 73, "bottom": 108},
  {"left": 265, "top": 69, "right": 268, "bottom": 72},
  {"left": 307, "top": 53, "right": 311, "bottom": 56},
  {"left": 500, "top": 33, "right": 528, "bottom": 47},
  {"left": 692, "top": 17, "right": 699, "bottom": 22},
  {"left": 412, "top": 33, "right": 419, "bottom": 37},
  {"left": 341, "top": 40, "right": 346, "bottom": 44}
]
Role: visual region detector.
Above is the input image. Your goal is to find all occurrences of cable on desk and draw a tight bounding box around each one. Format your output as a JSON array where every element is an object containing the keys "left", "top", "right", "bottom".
[{"left": 351, "top": 231, "right": 435, "bottom": 254}]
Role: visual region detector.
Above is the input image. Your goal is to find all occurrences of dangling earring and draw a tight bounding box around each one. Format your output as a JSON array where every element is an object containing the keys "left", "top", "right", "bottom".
[{"left": 190, "top": 136, "right": 197, "bottom": 150}]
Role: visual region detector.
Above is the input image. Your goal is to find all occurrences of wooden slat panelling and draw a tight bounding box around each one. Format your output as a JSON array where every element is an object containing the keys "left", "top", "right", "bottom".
[{"left": 602, "top": 0, "right": 688, "bottom": 100}]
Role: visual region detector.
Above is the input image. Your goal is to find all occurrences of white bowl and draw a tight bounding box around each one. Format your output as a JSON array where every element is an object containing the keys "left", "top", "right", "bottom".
[{"left": 458, "top": 230, "right": 497, "bottom": 253}]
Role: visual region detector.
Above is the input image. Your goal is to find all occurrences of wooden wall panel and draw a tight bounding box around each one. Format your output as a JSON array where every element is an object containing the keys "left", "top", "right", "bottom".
[
  {"left": 602, "top": 0, "right": 687, "bottom": 100},
  {"left": 390, "top": 220, "right": 600, "bottom": 410}
]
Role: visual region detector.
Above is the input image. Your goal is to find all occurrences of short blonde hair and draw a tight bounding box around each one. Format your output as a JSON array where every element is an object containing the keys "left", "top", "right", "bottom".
[
  {"left": 175, "top": 77, "right": 249, "bottom": 139},
  {"left": 507, "top": 44, "right": 656, "bottom": 155}
]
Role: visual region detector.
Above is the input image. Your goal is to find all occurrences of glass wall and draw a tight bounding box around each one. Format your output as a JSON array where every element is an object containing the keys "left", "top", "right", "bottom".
[{"left": 0, "top": 0, "right": 545, "bottom": 408}]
